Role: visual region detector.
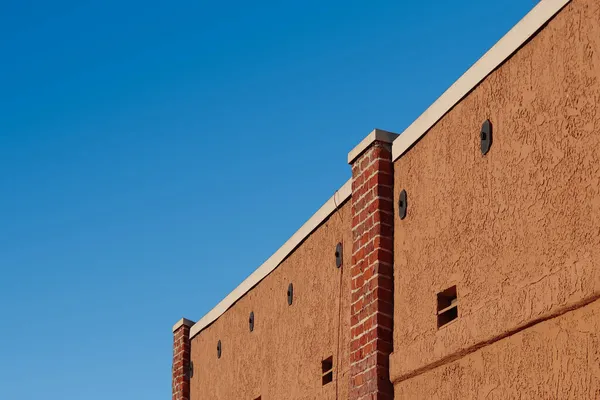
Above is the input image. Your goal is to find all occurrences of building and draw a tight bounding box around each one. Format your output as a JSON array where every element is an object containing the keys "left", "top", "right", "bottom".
[{"left": 172, "top": 0, "right": 600, "bottom": 398}]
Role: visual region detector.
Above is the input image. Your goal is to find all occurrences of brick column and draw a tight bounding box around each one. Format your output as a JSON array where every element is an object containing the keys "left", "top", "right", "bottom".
[
  {"left": 172, "top": 318, "right": 195, "bottom": 400},
  {"left": 348, "top": 129, "right": 397, "bottom": 400}
]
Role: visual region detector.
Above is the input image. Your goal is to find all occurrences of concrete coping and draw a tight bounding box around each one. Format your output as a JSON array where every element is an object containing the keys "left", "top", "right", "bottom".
[
  {"left": 172, "top": 318, "right": 195, "bottom": 332},
  {"left": 391, "top": 0, "right": 571, "bottom": 161},
  {"left": 347, "top": 129, "right": 399, "bottom": 164},
  {"left": 188, "top": 178, "right": 353, "bottom": 339},
  {"left": 183, "top": 0, "right": 571, "bottom": 342}
]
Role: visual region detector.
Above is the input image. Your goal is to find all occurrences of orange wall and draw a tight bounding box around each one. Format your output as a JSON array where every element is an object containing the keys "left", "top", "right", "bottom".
[
  {"left": 190, "top": 201, "right": 352, "bottom": 399},
  {"left": 395, "top": 298, "right": 600, "bottom": 399},
  {"left": 186, "top": 0, "right": 600, "bottom": 398},
  {"left": 391, "top": 0, "right": 600, "bottom": 396}
]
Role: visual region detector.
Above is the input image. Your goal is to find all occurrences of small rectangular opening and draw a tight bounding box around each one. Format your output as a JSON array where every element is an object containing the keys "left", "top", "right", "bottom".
[
  {"left": 437, "top": 285, "right": 457, "bottom": 311},
  {"left": 437, "top": 286, "right": 458, "bottom": 328},
  {"left": 437, "top": 305, "right": 458, "bottom": 328},
  {"left": 322, "top": 356, "right": 333, "bottom": 385},
  {"left": 322, "top": 371, "right": 333, "bottom": 385}
]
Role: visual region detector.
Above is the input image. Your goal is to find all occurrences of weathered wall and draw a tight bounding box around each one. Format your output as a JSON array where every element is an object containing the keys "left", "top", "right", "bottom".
[
  {"left": 391, "top": 0, "right": 600, "bottom": 394},
  {"left": 190, "top": 201, "right": 352, "bottom": 400},
  {"left": 394, "top": 298, "right": 600, "bottom": 399}
]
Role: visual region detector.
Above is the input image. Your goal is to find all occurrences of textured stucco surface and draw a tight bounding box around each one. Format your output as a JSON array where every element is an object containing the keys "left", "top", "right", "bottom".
[
  {"left": 394, "top": 299, "right": 600, "bottom": 399},
  {"left": 392, "top": 0, "right": 600, "bottom": 389},
  {"left": 190, "top": 202, "right": 352, "bottom": 400}
]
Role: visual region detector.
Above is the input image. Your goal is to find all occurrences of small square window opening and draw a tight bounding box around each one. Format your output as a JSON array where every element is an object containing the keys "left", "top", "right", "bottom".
[
  {"left": 437, "top": 285, "right": 458, "bottom": 328},
  {"left": 322, "top": 356, "right": 333, "bottom": 385}
]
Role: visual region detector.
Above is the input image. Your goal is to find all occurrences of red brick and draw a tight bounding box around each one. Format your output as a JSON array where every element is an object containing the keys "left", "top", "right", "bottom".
[
  {"left": 349, "top": 140, "right": 395, "bottom": 399},
  {"left": 172, "top": 324, "right": 192, "bottom": 400}
]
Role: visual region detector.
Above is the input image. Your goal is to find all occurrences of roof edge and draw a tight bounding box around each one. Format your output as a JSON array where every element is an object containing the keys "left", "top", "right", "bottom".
[
  {"left": 391, "top": 0, "right": 571, "bottom": 161},
  {"left": 189, "top": 179, "right": 352, "bottom": 339}
]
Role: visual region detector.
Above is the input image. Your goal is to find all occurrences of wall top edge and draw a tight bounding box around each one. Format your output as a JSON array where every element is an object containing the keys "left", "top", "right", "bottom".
[
  {"left": 188, "top": 179, "right": 352, "bottom": 339},
  {"left": 391, "top": 0, "right": 571, "bottom": 161}
]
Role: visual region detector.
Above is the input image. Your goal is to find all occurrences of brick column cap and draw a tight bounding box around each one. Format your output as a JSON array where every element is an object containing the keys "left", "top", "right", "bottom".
[
  {"left": 347, "top": 128, "right": 399, "bottom": 164},
  {"left": 172, "top": 318, "right": 195, "bottom": 332}
]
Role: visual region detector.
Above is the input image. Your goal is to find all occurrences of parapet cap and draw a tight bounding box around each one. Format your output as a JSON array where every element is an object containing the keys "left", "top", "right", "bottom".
[
  {"left": 347, "top": 129, "right": 399, "bottom": 164},
  {"left": 172, "top": 318, "right": 195, "bottom": 332}
]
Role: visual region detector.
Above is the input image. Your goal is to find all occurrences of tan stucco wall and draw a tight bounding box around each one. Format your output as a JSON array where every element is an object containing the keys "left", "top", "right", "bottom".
[
  {"left": 394, "top": 298, "right": 600, "bottom": 399},
  {"left": 190, "top": 201, "right": 352, "bottom": 399},
  {"left": 391, "top": 0, "right": 600, "bottom": 393}
]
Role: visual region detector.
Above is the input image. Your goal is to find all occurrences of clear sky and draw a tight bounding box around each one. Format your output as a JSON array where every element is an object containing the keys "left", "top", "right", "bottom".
[{"left": 0, "top": 1, "right": 536, "bottom": 398}]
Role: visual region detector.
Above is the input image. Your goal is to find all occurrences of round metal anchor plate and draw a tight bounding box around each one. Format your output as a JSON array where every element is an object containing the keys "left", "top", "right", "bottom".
[
  {"left": 335, "top": 243, "right": 343, "bottom": 268},
  {"left": 287, "top": 283, "right": 294, "bottom": 305},
  {"left": 481, "top": 119, "right": 493, "bottom": 155},
  {"left": 187, "top": 361, "right": 194, "bottom": 379},
  {"left": 398, "top": 189, "right": 407, "bottom": 220}
]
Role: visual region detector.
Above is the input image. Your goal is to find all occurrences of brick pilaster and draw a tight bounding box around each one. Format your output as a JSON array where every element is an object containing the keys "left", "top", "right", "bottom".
[
  {"left": 348, "top": 129, "right": 397, "bottom": 400},
  {"left": 172, "top": 318, "right": 195, "bottom": 400}
]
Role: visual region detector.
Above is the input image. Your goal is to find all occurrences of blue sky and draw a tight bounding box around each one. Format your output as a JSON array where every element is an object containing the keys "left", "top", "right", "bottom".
[{"left": 0, "top": 1, "right": 536, "bottom": 398}]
